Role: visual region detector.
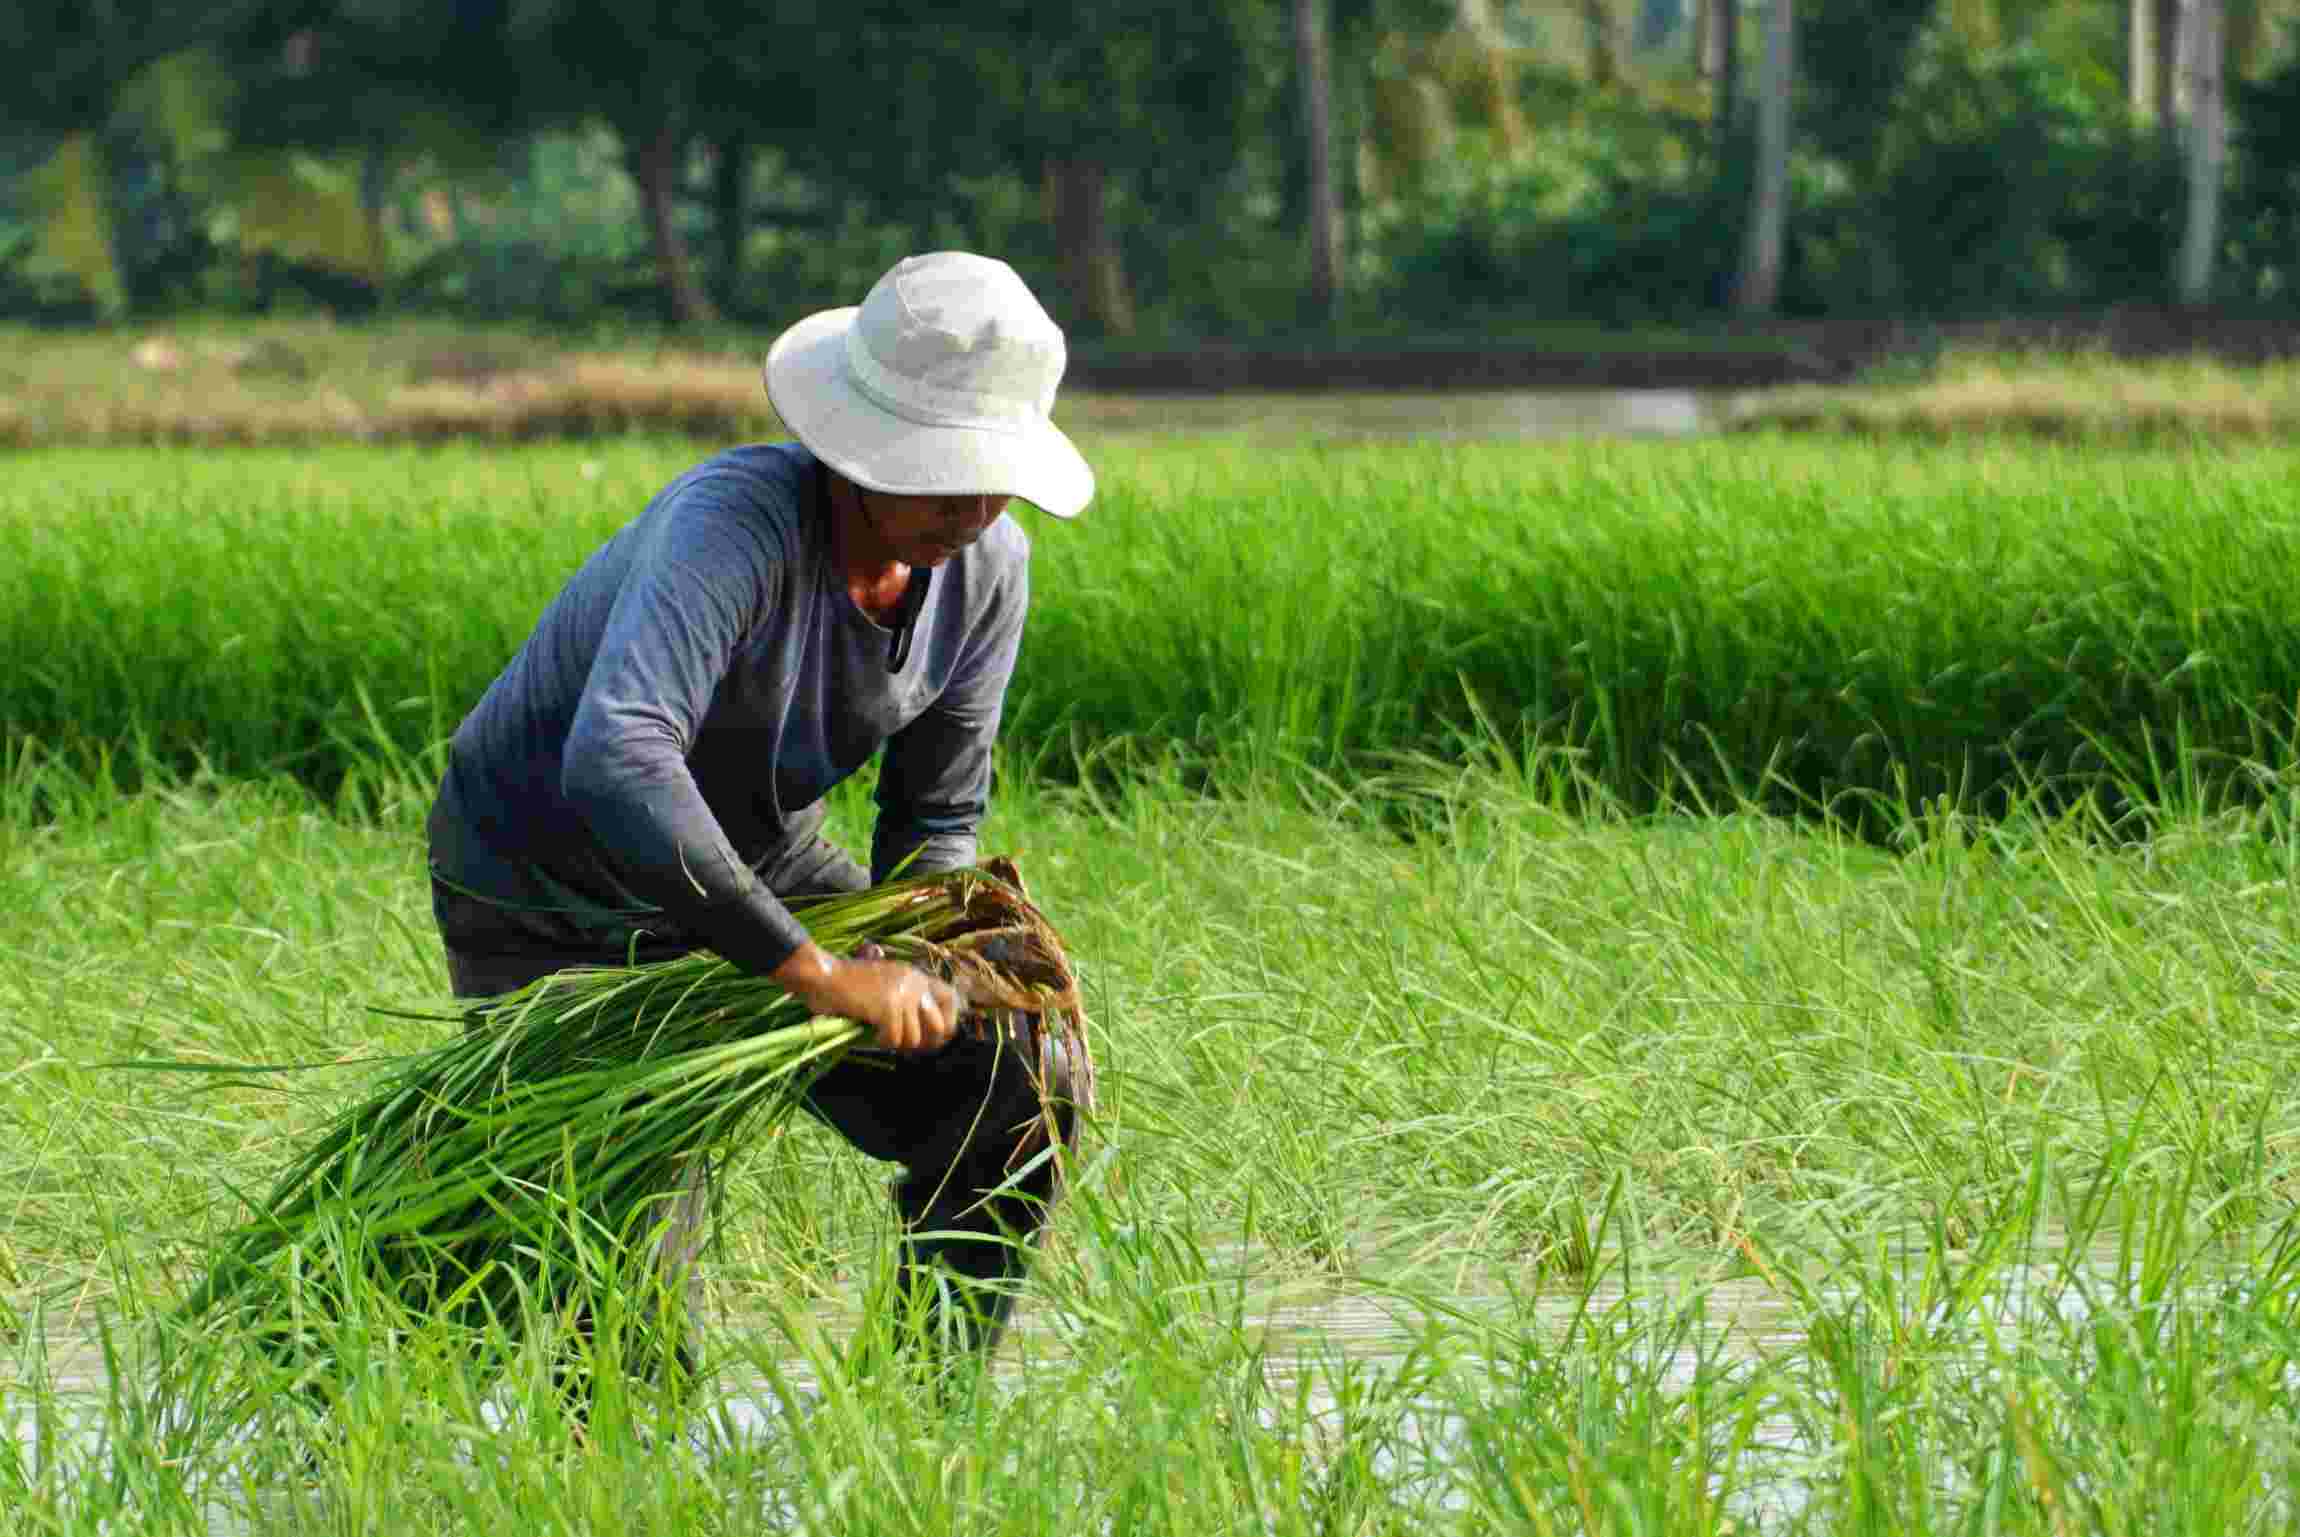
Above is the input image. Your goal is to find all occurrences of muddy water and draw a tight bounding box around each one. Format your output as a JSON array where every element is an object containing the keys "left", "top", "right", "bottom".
[
  {"left": 1063, "top": 388, "right": 1721, "bottom": 440},
  {"left": 0, "top": 1240, "right": 2173, "bottom": 1526},
  {"left": 698, "top": 1245, "right": 2136, "bottom": 1525}
]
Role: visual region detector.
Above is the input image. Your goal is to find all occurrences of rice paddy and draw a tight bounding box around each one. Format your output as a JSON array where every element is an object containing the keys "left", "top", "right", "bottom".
[
  {"left": 6, "top": 432, "right": 2300, "bottom": 1530},
  {"left": 9, "top": 433, "right": 2300, "bottom": 830}
]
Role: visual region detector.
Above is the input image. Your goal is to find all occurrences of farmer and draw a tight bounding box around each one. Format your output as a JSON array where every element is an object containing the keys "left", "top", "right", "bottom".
[{"left": 423, "top": 251, "right": 1093, "bottom": 1375}]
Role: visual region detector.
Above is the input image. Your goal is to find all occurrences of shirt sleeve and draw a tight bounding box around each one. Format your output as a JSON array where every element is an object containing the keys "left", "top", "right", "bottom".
[
  {"left": 559, "top": 478, "right": 814, "bottom": 974},
  {"left": 871, "top": 556, "right": 1029, "bottom": 885}
]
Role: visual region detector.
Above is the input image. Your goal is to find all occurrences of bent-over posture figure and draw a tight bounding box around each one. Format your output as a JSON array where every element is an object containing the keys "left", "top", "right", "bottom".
[{"left": 424, "top": 252, "right": 1094, "bottom": 1373}]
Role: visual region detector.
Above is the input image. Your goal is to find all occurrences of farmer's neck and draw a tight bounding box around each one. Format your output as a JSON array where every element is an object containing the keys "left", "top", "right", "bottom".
[{"left": 825, "top": 471, "right": 915, "bottom": 622}]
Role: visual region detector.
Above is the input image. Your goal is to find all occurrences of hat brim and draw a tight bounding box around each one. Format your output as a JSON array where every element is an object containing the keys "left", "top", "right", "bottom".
[{"left": 764, "top": 307, "right": 1092, "bottom": 519}]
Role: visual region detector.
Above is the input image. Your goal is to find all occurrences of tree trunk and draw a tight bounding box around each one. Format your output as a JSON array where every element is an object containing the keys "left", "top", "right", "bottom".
[
  {"left": 713, "top": 137, "right": 750, "bottom": 311},
  {"left": 2177, "top": 0, "right": 2225, "bottom": 304},
  {"left": 2154, "top": 0, "right": 2183, "bottom": 162},
  {"left": 1704, "top": 0, "right": 1738, "bottom": 166},
  {"left": 1582, "top": 0, "right": 1619, "bottom": 87},
  {"left": 628, "top": 116, "right": 718, "bottom": 326},
  {"left": 1043, "top": 159, "right": 1136, "bottom": 338},
  {"left": 1732, "top": 0, "right": 1792, "bottom": 315},
  {"left": 348, "top": 143, "right": 396, "bottom": 311},
  {"left": 1294, "top": 0, "right": 1342, "bottom": 323},
  {"left": 358, "top": 144, "right": 392, "bottom": 289},
  {"left": 2129, "top": 0, "right": 2152, "bottom": 117}
]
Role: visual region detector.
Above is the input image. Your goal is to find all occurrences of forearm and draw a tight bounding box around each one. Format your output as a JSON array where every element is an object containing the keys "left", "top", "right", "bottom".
[
  {"left": 871, "top": 708, "right": 1000, "bottom": 884},
  {"left": 676, "top": 881, "right": 814, "bottom": 975},
  {"left": 563, "top": 739, "right": 812, "bottom": 974}
]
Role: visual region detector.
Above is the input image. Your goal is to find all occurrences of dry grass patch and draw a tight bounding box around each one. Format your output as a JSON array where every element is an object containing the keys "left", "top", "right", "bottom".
[
  {"left": 4, "top": 322, "right": 1513, "bottom": 444},
  {"left": 5, "top": 322, "right": 1618, "bottom": 446},
  {"left": 388, "top": 355, "right": 781, "bottom": 440},
  {"left": 0, "top": 321, "right": 787, "bottom": 444},
  {"left": 17, "top": 321, "right": 2300, "bottom": 446},
  {"left": 1733, "top": 348, "right": 2300, "bottom": 439}
]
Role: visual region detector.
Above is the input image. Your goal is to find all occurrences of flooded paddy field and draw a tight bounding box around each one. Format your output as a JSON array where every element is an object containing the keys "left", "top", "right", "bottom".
[
  {"left": 10, "top": 1219, "right": 2296, "bottom": 1532},
  {"left": 9, "top": 434, "right": 2300, "bottom": 1530},
  {"left": 9, "top": 753, "right": 2300, "bottom": 1532}
]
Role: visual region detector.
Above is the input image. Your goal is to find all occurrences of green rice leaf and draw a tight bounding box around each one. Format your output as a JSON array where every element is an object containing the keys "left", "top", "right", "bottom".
[{"left": 161, "top": 862, "right": 1091, "bottom": 1386}]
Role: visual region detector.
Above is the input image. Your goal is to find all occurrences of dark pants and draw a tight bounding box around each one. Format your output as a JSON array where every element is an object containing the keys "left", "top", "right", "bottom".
[{"left": 429, "top": 831, "right": 1075, "bottom": 1366}]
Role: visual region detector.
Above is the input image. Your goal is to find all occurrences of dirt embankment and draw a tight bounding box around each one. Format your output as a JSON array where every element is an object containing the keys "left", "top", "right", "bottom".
[
  {"left": 1068, "top": 340, "right": 1842, "bottom": 392},
  {"left": 11, "top": 306, "right": 2300, "bottom": 447},
  {"left": 1071, "top": 307, "right": 2300, "bottom": 394}
]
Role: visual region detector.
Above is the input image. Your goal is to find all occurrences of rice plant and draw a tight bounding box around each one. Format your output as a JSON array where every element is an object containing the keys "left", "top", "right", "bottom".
[
  {"left": 12, "top": 435, "right": 2300, "bottom": 824},
  {"left": 160, "top": 860, "right": 1089, "bottom": 1391}
]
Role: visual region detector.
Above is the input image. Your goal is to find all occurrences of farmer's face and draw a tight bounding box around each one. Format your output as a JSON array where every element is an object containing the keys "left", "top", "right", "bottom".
[{"left": 858, "top": 489, "right": 1010, "bottom": 567}]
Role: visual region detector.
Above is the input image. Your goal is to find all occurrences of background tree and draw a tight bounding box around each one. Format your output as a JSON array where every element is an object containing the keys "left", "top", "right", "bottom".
[
  {"left": 2179, "top": 0, "right": 2228, "bottom": 301},
  {"left": 1579, "top": 0, "right": 1621, "bottom": 85},
  {"left": 1, "top": 0, "right": 406, "bottom": 315},
  {"left": 207, "top": 2, "right": 540, "bottom": 310},
  {"left": 1353, "top": 2, "right": 1529, "bottom": 261},
  {"left": 15, "top": 0, "right": 2300, "bottom": 331},
  {"left": 1699, "top": 0, "right": 1738, "bottom": 168},
  {"left": 2130, "top": 0, "right": 2155, "bottom": 118},
  {"left": 0, "top": 1, "right": 251, "bottom": 312},
  {"left": 1732, "top": 0, "right": 1792, "bottom": 313},
  {"left": 2158, "top": 0, "right": 2183, "bottom": 161},
  {"left": 757, "top": 1, "right": 1260, "bottom": 339},
  {"left": 487, "top": 0, "right": 804, "bottom": 324},
  {"left": 1297, "top": 0, "right": 1343, "bottom": 322}
]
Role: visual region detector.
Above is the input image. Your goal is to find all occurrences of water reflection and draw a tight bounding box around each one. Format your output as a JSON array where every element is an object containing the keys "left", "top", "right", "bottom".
[
  {"left": 1064, "top": 388, "right": 1716, "bottom": 441},
  {"left": 0, "top": 1235, "right": 2243, "bottom": 1529}
]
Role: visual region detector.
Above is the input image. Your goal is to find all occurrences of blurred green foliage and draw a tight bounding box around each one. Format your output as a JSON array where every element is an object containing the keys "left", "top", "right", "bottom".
[
  {"left": 1368, "top": 12, "right": 2300, "bottom": 326},
  {"left": 6, "top": 2, "right": 2300, "bottom": 331}
]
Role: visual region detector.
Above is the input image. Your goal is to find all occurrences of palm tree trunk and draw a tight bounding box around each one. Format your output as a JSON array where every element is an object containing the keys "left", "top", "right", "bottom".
[
  {"left": 1704, "top": 0, "right": 1739, "bottom": 166},
  {"left": 1294, "top": 0, "right": 1342, "bottom": 322},
  {"left": 1732, "top": 0, "right": 1792, "bottom": 314},
  {"left": 2177, "top": 0, "right": 2225, "bottom": 304},
  {"left": 2155, "top": 0, "right": 2183, "bottom": 162},
  {"left": 2129, "top": 0, "right": 2152, "bottom": 117}
]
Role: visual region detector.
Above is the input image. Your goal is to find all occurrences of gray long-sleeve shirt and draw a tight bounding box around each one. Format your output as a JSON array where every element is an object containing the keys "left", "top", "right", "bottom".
[{"left": 425, "top": 441, "right": 1029, "bottom": 973}]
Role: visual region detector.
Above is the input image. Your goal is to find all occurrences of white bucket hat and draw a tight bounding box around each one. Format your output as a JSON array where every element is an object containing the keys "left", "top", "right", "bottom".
[{"left": 764, "top": 252, "right": 1093, "bottom": 519}]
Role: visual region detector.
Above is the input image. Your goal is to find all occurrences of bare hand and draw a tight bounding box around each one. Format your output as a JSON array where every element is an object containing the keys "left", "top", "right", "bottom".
[{"left": 772, "top": 941, "right": 960, "bottom": 1054}]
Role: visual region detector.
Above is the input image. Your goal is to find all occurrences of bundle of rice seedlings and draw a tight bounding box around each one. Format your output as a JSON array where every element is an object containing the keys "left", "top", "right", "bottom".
[{"left": 172, "top": 858, "right": 1089, "bottom": 1385}]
